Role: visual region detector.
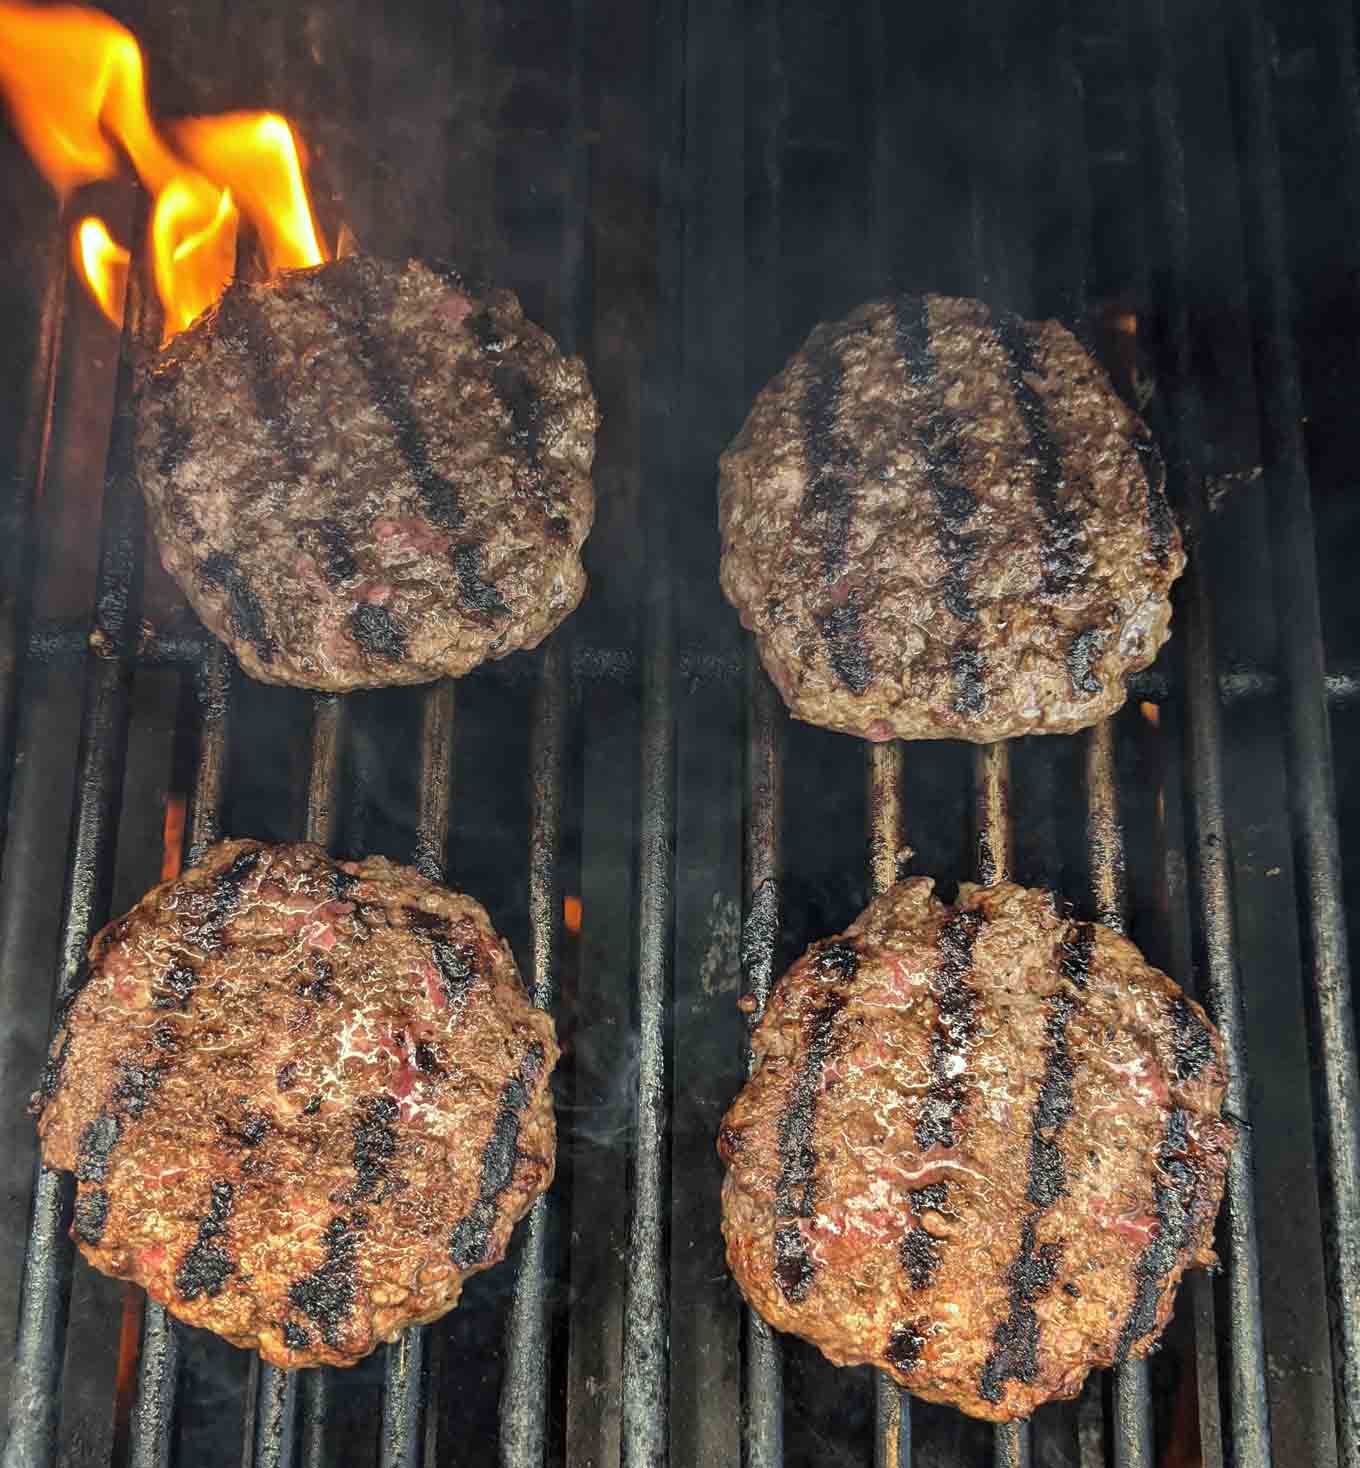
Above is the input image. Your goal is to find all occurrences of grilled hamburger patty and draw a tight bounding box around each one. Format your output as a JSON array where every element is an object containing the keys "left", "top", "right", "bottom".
[
  {"left": 718, "top": 879, "right": 1231, "bottom": 1421},
  {"left": 718, "top": 294, "right": 1184, "bottom": 742},
  {"left": 135, "top": 255, "right": 599, "bottom": 690},
  {"left": 33, "top": 840, "right": 558, "bottom": 1368}
]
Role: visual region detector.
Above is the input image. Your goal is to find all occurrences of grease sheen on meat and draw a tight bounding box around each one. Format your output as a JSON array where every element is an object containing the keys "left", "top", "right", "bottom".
[
  {"left": 718, "top": 879, "right": 1231, "bottom": 1421},
  {"left": 33, "top": 840, "right": 558, "bottom": 1368},
  {"left": 135, "top": 256, "right": 599, "bottom": 690},
  {"left": 719, "top": 295, "right": 1184, "bottom": 741}
]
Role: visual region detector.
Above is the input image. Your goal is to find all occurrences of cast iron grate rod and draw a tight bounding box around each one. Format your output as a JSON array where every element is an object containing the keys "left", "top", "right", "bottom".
[
  {"left": 1139, "top": 0, "right": 1274, "bottom": 1458},
  {"left": 1226, "top": 0, "right": 1360, "bottom": 1459},
  {"left": 1, "top": 208, "right": 151, "bottom": 1468},
  {"left": 0, "top": 213, "right": 67, "bottom": 886},
  {"left": 244, "top": 694, "right": 347, "bottom": 1468},
  {"left": 126, "top": 643, "right": 235, "bottom": 1468}
]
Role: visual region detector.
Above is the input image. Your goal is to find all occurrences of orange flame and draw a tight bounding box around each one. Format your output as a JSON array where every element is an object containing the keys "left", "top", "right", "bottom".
[
  {"left": 74, "top": 215, "right": 129, "bottom": 324},
  {"left": 0, "top": 3, "right": 326, "bottom": 338}
]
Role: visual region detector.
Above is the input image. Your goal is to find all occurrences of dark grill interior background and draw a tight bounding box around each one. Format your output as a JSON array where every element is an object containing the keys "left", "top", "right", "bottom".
[{"left": 1, "top": 0, "right": 1358, "bottom": 1464}]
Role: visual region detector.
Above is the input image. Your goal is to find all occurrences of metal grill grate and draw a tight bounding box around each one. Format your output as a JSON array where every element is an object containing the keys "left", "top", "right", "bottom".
[{"left": 2, "top": 0, "right": 1358, "bottom": 1464}]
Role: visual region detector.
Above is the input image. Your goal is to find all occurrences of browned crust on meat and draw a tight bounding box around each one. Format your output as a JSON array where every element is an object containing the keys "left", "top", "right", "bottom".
[
  {"left": 135, "top": 257, "right": 599, "bottom": 691},
  {"left": 718, "top": 879, "right": 1231, "bottom": 1421},
  {"left": 34, "top": 839, "right": 559, "bottom": 1368},
  {"left": 718, "top": 295, "right": 1184, "bottom": 742}
]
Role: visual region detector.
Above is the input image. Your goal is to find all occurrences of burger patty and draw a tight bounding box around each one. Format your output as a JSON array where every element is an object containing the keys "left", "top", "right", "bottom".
[
  {"left": 718, "top": 879, "right": 1231, "bottom": 1421},
  {"left": 718, "top": 294, "right": 1185, "bottom": 742},
  {"left": 135, "top": 255, "right": 600, "bottom": 691},
  {"left": 33, "top": 840, "right": 558, "bottom": 1368}
]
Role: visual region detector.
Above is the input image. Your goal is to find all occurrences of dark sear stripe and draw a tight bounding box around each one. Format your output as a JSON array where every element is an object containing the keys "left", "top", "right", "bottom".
[
  {"left": 800, "top": 335, "right": 872, "bottom": 692},
  {"left": 915, "top": 911, "right": 983, "bottom": 1151},
  {"left": 328, "top": 262, "right": 464, "bottom": 532},
  {"left": 978, "top": 948, "right": 1085, "bottom": 1405},
  {"left": 815, "top": 598, "right": 872, "bottom": 695},
  {"left": 449, "top": 1042, "right": 547, "bottom": 1270},
  {"left": 175, "top": 1179, "right": 237, "bottom": 1301},
  {"left": 1170, "top": 996, "right": 1215, "bottom": 1080},
  {"left": 950, "top": 645, "right": 987, "bottom": 717},
  {"left": 885, "top": 1320, "right": 927, "bottom": 1374},
  {"left": 991, "top": 311, "right": 1086, "bottom": 598},
  {"left": 211, "top": 288, "right": 308, "bottom": 482},
  {"left": 894, "top": 296, "right": 983, "bottom": 625},
  {"left": 289, "top": 1210, "right": 363, "bottom": 1346},
  {"left": 453, "top": 542, "right": 511, "bottom": 620},
  {"left": 1114, "top": 1107, "right": 1202, "bottom": 1364},
  {"left": 348, "top": 603, "right": 407, "bottom": 661},
  {"left": 1066, "top": 627, "right": 1105, "bottom": 697},
  {"left": 1059, "top": 921, "right": 1094, "bottom": 989},
  {"left": 772, "top": 941, "right": 858, "bottom": 1302},
  {"left": 1134, "top": 432, "right": 1176, "bottom": 566},
  {"left": 466, "top": 310, "right": 569, "bottom": 536},
  {"left": 198, "top": 553, "right": 278, "bottom": 665}
]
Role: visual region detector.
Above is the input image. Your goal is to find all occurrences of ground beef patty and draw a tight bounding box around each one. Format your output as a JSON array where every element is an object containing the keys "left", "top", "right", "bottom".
[
  {"left": 135, "top": 256, "right": 599, "bottom": 690},
  {"left": 718, "top": 295, "right": 1184, "bottom": 741},
  {"left": 718, "top": 879, "right": 1231, "bottom": 1421},
  {"left": 33, "top": 839, "right": 558, "bottom": 1368}
]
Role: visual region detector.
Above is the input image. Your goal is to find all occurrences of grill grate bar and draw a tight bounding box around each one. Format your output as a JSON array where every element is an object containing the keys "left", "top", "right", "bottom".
[
  {"left": 129, "top": 652, "right": 234, "bottom": 1468},
  {"left": 2, "top": 232, "right": 150, "bottom": 1468},
  {"left": 1139, "top": 0, "right": 1274, "bottom": 1457},
  {"left": 500, "top": 639, "right": 568, "bottom": 1465},
  {"left": 973, "top": 744, "right": 1013, "bottom": 888},
  {"left": 741, "top": 660, "right": 785, "bottom": 1468},
  {"left": 0, "top": 217, "right": 67, "bottom": 883},
  {"left": 246, "top": 693, "right": 345, "bottom": 1468},
  {"left": 1226, "top": 1, "right": 1360, "bottom": 1461},
  {"left": 866, "top": 741, "right": 911, "bottom": 1468},
  {"left": 376, "top": 680, "right": 454, "bottom": 1468}
]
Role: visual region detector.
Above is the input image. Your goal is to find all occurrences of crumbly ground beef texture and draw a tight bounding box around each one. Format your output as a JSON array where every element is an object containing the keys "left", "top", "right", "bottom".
[
  {"left": 34, "top": 839, "right": 558, "bottom": 1368},
  {"left": 718, "top": 294, "right": 1184, "bottom": 741},
  {"left": 718, "top": 878, "right": 1231, "bottom": 1421},
  {"left": 135, "top": 256, "right": 599, "bottom": 690}
]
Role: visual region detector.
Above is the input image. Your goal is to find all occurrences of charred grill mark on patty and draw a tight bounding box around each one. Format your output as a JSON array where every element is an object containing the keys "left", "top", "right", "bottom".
[
  {"left": 900, "top": 1226, "right": 943, "bottom": 1290},
  {"left": 175, "top": 1180, "right": 237, "bottom": 1301},
  {"left": 316, "top": 519, "right": 359, "bottom": 587},
  {"left": 895, "top": 296, "right": 982, "bottom": 623},
  {"left": 329, "top": 263, "right": 464, "bottom": 532},
  {"left": 979, "top": 982, "right": 1081, "bottom": 1403},
  {"left": 1066, "top": 628, "right": 1105, "bottom": 696},
  {"left": 1170, "top": 997, "right": 1215, "bottom": 1081},
  {"left": 348, "top": 1095, "right": 400, "bottom": 1202},
  {"left": 430, "top": 933, "right": 480, "bottom": 1009},
  {"left": 772, "top": 944, "right": 857, "bottom": 1302},
  {"left": 1059, "top": 922, "right": 1094, "bottom": 989},
  {"left": 76, "top": 1111, "right": 122, "bottom": 1181},
  {"left": 183, "top": 847, "right": 261, "bottom": 952},
  {"left": 348, "top": 603, "right": 408, "bottom": 661},
  {"left": 74, "top": 1050, "right": 168, "bottom": 1190},
  {"left": 289, "top": 1212, "right": 361, "bottom": 1346},
  {"left": 885, "top": 1320, "right": 927, "bottom": 1374},
  {"left": 153, "top": 959, "right": 198, "bottom": 1010},
  {"left": 801, "top": 335, "right": 872, "bottom": 693},
  {"left": 916, "top": 912, "right": 983, "bottom": 1150},
  {"left": 211, "top": 289, "right": 307, "bottom": 481},
  {"left": 1028, "top": 993, "right": 1077, "bottom": 1208},
  {"left": 979, "top": 1219, "right": 1064, "bottom": 1404},
  {"left": 198, "top": 554, "right": 277, "bottom": 665},
  {"left": 1114, "top": 1108, "right": 1202, "bottom": 1364},
  {"left": 992, "top": 311, "right": 1086, "bottom": 598},
  {"left": 37, "top": 1034, "right": 70, "bottom": 1110},
  {"left": 449, "top": 1043, "right": 546, "bottom": 1269},
  {"left": 950, "top": 645, "right": 988, "bottom": 717},
  {"left": 74, "top": 1188, "right": 111, "bottom": 1245},
  {"left": 815, "top": 597, "right": 872, "bottom": 695},
  {"left": 1135, "top": 433, "right": 1176, "bottom": 566},
  {"left": 453, "top": 542, "right": 510, "bottom": 619}
]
